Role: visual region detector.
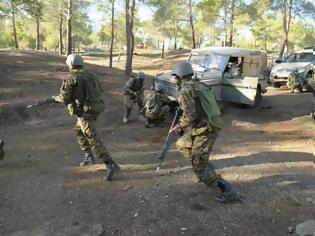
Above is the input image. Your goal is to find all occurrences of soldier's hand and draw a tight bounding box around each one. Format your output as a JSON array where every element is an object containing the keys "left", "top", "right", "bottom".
[
  {"left": 52, "top": 95, "right": 62, "bottom": 103},
  {"left": 169, "top": 124, "right": 181, "bottom": 134}
]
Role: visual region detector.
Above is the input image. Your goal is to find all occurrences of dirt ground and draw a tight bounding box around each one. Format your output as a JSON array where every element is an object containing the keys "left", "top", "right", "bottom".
[{"left": 0, "top": 50, "right": 314, "bottom": 236}]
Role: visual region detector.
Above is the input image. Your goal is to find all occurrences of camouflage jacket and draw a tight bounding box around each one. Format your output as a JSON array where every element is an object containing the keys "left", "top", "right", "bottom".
[
  {"left": 287, "top": 72, "right": 302, "bottom": 88},
  {"left": 145, "top": 92, "right": 171, "bottom": 116},
  {"left": 178, "top": 80, "right": 210, "bottom": 136},
  {"left": 123, "top": 78, "right": 143, "bottom": 96},
  {"left": 58, "top": 68, "right": 104, "bottom": 115}
]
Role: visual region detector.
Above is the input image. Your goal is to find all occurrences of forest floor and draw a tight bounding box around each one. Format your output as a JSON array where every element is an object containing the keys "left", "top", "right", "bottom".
[{"left": 0, "top": 49, "right": 314, "bottom": 236}]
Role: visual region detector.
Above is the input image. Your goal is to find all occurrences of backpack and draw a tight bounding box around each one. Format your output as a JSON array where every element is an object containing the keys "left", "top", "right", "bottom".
[
  {"left": 81, "top": 70, "right": 105, "bottom": 114},
  {"left": 194, "top": 82, "right": 224, "bottom": 129}
]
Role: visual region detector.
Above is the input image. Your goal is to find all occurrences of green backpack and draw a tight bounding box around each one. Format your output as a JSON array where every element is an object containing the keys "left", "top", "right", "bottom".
[
  {"left": 194, "top": 82, "right": 224, "bottom": 129},
  {"left": 81, "top": 70, "right": 105, "bottom": 114}
]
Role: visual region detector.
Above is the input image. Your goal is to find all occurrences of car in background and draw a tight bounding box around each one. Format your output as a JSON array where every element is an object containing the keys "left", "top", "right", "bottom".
[
  {"left": 155, "top": 47, "right": 268, "bottom": 106},
  {"left": 269, "top": 48, "right": 314, "bottom": 90}
]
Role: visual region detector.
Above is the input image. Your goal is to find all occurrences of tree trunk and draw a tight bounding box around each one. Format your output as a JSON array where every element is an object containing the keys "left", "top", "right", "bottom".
[
  {"left": 228, "top": 0, "right": 235, "bottom": 47},
  {"left": 125, "top": 0, "right": 131, "bottom": 75},
  {"left": 130, "top": 0, "right": 135, "bottom": 59},
  {"left": 59, "top": 12, "right": 63, "bottom": 55},
  {"left": 279, "top": 0, "right": 293, "bottom": 58},
  {"left": 189, "top": 0, "right": 196, "bottom": 49},
  {"left": 223, "top": 7, "right": 228, "bottom": 46},
  {"left": 11, "top": 1, "right": 18, "bottom": 49},
  {"left": 36, "top": 17, "right": 40, "bottom": 50},
  {"left": 161, "top": 39, "right": 165, "bottom": 59},
  {"left": 125, "top": 0, "right": 135, "bottom": 76},
  {"left": 109, "top": 0, "right": 115, "bottom": 68},
  {"left": 174, "top": 17, "right": 178, "bottom": 50},
  {"left": 66, "top": 0, "right": 72, "bottom": 56}
]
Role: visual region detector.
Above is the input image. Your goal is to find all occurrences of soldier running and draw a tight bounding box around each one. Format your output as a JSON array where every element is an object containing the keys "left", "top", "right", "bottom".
[
  {"left": 123, "top": 72, "right": 145, "bottom": 124},
  {"left": 170, "top": 61, "right": 238, "bottom": 203},
  {"left": 53, "top": 54, "right": 120, "bottom": 181}
]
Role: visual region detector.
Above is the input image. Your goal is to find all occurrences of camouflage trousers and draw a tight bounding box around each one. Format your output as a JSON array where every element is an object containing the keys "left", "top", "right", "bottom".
[
  {"left": 74, "top": 113, "right": 111, "bottom": 162},
  {"left": 176, "top": 128, "right": 220, "bottom": 187},
  {"left": 124, "top": 94, "right": 144, "bottom": 118}
]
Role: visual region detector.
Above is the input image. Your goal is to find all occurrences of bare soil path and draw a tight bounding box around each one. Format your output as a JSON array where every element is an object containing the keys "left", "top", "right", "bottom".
[{"left": 0, "top": 50, "right": 314, "bottom": 236}]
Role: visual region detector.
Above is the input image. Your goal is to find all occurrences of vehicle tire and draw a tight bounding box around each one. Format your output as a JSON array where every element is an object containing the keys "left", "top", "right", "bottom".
[
  {"left": 305, "top": 72, "right": 314, "bottom": 92},
  {"left": 272, "top": 82, "right": 281, "bottom": 88},
  {"left": 254, "top": 86, "right": 262, "bottom": 107}
]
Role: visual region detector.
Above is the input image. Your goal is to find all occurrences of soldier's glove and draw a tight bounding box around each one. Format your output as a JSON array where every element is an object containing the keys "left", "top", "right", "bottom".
[
  {"left": 52, "top": 95, "right": 62, "bottom": 103},
  {"left": 169, "top": 124, "right": 182, "bottom": 135}
]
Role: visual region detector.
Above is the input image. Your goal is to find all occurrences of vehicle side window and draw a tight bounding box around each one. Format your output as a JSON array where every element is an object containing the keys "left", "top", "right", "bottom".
[
  {"left": 224, "top": 56, "right": 243, "bottom": 76},
  {"left": 285, "top": 53, "right": 296, "bottom": 62}
]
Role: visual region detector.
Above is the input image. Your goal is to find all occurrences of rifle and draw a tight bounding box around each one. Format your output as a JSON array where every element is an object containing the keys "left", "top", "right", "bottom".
[
  {"left": 26, "top": 98, "right": 59, "bottom": 109},
  {"left": 156, "top": 108, "right": 181, "bottom": 172}
]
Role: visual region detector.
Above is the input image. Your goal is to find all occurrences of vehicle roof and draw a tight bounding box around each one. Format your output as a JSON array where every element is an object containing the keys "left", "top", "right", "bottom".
[{"left": 191, "top": 47, "right": 267, "bottom": 57}]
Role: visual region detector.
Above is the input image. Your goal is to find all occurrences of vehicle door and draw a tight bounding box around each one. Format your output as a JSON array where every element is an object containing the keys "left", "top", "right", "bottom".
[{"left": 221, "top": 53, "right": 260, "bottom": 105}]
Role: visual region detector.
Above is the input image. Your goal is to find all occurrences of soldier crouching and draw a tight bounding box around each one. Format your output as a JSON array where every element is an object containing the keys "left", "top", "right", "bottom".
[
  {"left": 123, "top": 72, "right": 145, "bottom": 124},
  {"left": 143, "top": 85, "right": 171, "bottom": 128}
]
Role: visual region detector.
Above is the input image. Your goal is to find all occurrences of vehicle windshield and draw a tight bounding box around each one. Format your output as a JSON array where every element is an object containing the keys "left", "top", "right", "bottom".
[
  {"left": 189, "top": 52, "right": 228, "bottom": 72},
  {"left": 284, "top": 53, "right": 314, "bottom": 63}
]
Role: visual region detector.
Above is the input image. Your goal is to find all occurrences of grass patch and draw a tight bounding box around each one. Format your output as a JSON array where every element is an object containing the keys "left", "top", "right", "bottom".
[{"left": 0, "top": 87, "right": 22, "bottom": 95}]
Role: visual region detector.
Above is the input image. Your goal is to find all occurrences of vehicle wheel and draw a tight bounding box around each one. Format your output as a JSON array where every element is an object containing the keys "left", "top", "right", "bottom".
[
  {"left": 305, "top": 72, "right": 314, "bottom": 92},
  {"left": 254, "top": 86, "right": 262, "bottom": 107},
  {"left": 272, "top": 82, "right": 281, "bottom": 88}
]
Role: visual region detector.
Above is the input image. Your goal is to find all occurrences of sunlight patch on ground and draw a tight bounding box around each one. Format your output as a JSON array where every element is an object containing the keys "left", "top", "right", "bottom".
[{"left": 222, "top": 161, "right": 314, "bottom": 182}]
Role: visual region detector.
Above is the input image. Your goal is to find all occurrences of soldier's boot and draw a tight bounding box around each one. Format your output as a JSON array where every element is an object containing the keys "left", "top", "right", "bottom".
[
  {"left": 144, "top": 118, "right": 150, "bottom": 128},
  {"left": 0, "top": 140, "right": 4, "bottom": 160},
  {"left": 123, "top": 116, "right": 129, "bottom": 124},
  {"left": 80, "top": 148, "right": 96, "bottom": 166},
  {"left": 215, "top": 178, "right": 239, "bottom": 204},
  {"left": 104, "top": 159, "right": 121, "bottom": 181},
  {"left": 123, "top": 107, "right": 132, "bottom": 124}
]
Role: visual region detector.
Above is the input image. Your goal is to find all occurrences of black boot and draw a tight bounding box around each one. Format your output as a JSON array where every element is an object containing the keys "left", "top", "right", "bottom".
[
  {"left": 104, "top": 159, "right": 120, "bottom": 181},
  {"left": 215, "top": 178, "right": 239, "bottom": 203},
  {"left": 0, "top": 140, "right": 4, "bottom": 160},
  {"left": 80, "top": 148, "right": 96, "bottom": 166}
]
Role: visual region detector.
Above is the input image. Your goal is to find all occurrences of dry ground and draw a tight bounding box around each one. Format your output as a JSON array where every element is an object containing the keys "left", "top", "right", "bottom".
[{"left": 0, "top": 49, "right": 314, "bottom": 236}]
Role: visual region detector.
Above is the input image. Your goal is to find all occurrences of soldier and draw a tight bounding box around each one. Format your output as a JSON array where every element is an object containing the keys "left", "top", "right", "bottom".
[
  {"left": 123, "top": 72, "right": 145, "bottom": 124},
  {"left": 170, "top": 61, "right": 238, "bottom": 203},
  {"left": 0, "top": 139, "right": 4, "bottom": 160},
  {"left": 143, "top": 84, "right": 171, "bottom": 128},
  {"left": 287, "top": 69, "right": 303, "bottom": 93},
  {"left": 53, "top": 54, "right": 120, "bottom": 181}
]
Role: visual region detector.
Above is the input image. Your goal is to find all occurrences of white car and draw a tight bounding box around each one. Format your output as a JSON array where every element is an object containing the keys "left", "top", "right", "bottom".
[
  {"left": 270, "top": 49, "right": 314, "bottom": 89},
  {"left": 155, "top": 47, "right": 269, "bottom": 106}
]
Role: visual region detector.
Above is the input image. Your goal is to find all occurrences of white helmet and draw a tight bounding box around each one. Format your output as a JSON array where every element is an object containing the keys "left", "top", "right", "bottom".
[
  {"left": 171, "top": 61, "right": 193, "bottom": 77},
  {"left": 66, "top": 54, "right": 84, "bottom": 67}
]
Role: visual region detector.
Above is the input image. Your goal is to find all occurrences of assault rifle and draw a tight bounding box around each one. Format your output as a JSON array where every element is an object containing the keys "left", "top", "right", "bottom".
[
  {"left": 26, "top": 98, "right": 60, "bottom": 109},
  {"left": 156, "top": 108, "right": 181, "bottom": 172}
]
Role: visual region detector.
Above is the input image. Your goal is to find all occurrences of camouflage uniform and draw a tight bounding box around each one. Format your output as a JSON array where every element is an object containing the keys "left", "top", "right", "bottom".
[
  {"left": 171, "top": 61, "right": 237, "bottom": 203},
  {"left": 287, "top": 71, "right": 302, "bottom": 93},
  {"left": 176, "top": 80, "right": 220, "bottom": 187},
  {"left": 123, "top": 77, "right": 144, "bottom": 120},
  {"left": 144, "top": 91, "right": 171, "bottom": 125},
  {"left": 57, "top": 68, "right": 112, "bottom": 163}
]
